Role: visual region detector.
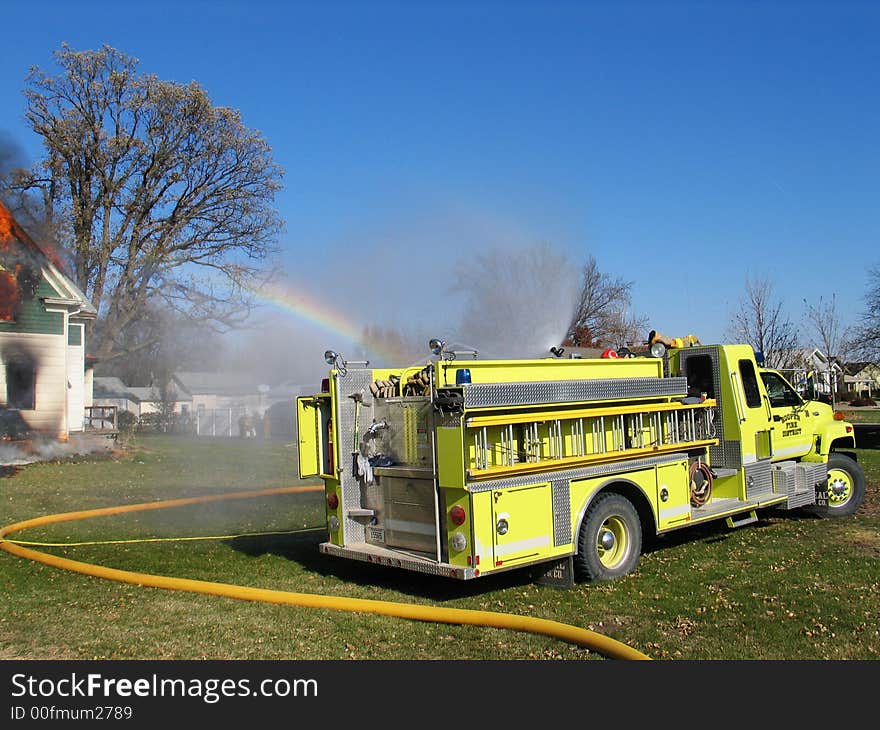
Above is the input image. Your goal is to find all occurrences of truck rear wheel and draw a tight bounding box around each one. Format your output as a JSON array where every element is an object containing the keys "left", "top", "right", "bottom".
[
  {"left": 576, "top": 493, "right": 642, "bottom": 582},
  {"left": 814, "top": 453, "right": 865, "bottom": 518}
]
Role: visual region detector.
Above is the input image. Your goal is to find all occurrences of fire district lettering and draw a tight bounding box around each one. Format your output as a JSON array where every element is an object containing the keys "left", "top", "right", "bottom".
[{"left": 779, "top": 413, "right": 802, "bottom": 437}]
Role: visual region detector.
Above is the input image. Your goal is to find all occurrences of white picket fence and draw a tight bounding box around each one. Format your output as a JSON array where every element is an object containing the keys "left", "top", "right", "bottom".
[{"left": 195, "top": 408, "right": 262, "bottom": 438}]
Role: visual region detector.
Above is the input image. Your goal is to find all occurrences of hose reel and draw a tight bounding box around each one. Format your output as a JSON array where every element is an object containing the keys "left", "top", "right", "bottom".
[{"left": 689, "top": 460, "right": 713, "bottom": 507}]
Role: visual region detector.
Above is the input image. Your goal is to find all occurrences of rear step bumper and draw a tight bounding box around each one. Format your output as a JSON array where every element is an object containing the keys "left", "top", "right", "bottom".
[{"left": 320, "top": 541, "right": 477, "bottom": 579}]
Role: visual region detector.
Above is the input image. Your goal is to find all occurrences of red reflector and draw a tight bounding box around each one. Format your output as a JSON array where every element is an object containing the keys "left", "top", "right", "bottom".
[
  {"left": 846, "top": 426, "right": 853, "bottom": 433},
  {"left": 475, "top": 555, "right": 480, "bottom": 565},
  {"left": 450, "top": 505, "right": 466, "bottom": 525},
  {"left": 474, "top": 569, "right": 480, "bottom": 577},
  {"left": 496, "top": 560, "right": 503, "bottom": 566},
  {"left": 834, "top": 412, "right": 845, "bottom": 421},
  {"left": 321, "top": 378, "right": 330, "bottom": 392},
  {"left": 327, "top": 493, "right": 339, "bottom": 510},
  {"left": 467, "top": 555, "right": 472, "bottom": 566}
]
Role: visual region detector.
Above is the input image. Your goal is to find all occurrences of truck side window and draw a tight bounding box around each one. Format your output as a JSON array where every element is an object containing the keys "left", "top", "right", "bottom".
[
  {"left": 739, "top": 359, "right": 762, "bottom": 408},
  {"left": 760, "top": 372, "right": 803, "bottom": 408}
]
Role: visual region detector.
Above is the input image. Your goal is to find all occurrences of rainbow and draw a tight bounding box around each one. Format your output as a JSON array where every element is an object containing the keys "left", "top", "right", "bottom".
[{"left": 251, "top": 280, "right": 409, "bottom": 365}]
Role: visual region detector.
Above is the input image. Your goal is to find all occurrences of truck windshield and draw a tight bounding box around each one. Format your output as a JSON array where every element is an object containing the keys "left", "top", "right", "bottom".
[{"left": 760, "top": 372, "right": 803, "bottom": 408}]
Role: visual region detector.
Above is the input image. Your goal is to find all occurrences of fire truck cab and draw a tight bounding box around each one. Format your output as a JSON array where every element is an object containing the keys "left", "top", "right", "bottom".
[{"left": 297, "top": 340, "right": 864, "bottom": 583}]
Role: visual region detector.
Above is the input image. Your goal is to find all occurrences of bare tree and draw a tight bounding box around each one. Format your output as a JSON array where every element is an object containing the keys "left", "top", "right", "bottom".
[
  {"left": 357, "top": 324, "right": 425, "bottom": 367},
  {"left": 804, "top": 294, "right": 852, "bottom": 363},
  {"left": 10, "top": 45, "right": 284, "bottom": 363},
  {"left": 725, "top": 275, "right": 800, "bottom": 368},
  {"left": 100, "top": 305, "right": 225, "bottom": 387},
  {"left": 565, "top": 255, "right": 646, "bottom": 347},
  {"left": 852, "top": 265, "right": 880, "bottom": 362}
]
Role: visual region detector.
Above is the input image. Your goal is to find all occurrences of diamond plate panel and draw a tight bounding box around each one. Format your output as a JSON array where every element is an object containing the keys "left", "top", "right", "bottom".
[
  {"left": 333, "top": 369, "right": 375, "bottom": 543},
  {"left": 551, "top": 479, "right": 572, "bottom": 547},
  {"left": 745, "top": 460, "right": 773, "bottom": 499},
  {"left": 772, "top": 462, "right": 797, "bottom": 496},
  {"left": 796, "top": 462, "right": 826, "bottom": 491},
  {"left": 461, "top": 377, "right": 688, "bottom": 409},
  {"left": 710, "top": 440, "right": 742, "bottom": 468}
]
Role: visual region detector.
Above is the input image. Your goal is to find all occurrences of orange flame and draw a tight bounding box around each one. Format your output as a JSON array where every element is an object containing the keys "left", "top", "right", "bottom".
[{"left": 0, "top": 200, "right": 45, "bottom": 321}]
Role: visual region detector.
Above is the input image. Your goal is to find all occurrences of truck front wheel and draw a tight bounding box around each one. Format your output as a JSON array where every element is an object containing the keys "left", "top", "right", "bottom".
[
  {"left": 576, "top": 493, "right": 642, "bottom": 582},
  {"left": 816, "top": 453, "right": 866, "bottom": 518}
]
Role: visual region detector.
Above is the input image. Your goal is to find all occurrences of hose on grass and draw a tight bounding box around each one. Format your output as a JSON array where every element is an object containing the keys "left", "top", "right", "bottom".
[{"left": 0, "top": 484, "right": 650, "bottom": 661}]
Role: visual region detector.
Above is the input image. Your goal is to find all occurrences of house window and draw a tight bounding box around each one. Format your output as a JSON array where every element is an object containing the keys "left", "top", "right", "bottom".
[{"left": 6, "top": 360, "right": 36, "bottom": 410}]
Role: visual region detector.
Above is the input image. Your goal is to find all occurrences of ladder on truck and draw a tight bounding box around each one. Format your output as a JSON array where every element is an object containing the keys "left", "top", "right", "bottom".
[{"left": 465, "top": 399, "right": 718, "bottom": 480}]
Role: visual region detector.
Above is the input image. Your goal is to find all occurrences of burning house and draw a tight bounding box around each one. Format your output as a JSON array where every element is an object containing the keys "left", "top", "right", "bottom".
[{"left": 0, "top": 200, "right": 97, "bottom": 440}]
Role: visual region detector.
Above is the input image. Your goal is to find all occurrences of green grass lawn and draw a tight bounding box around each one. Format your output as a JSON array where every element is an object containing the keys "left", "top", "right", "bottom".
[{"left": 1, "top": 434, "right": 878, "bottom": 660}]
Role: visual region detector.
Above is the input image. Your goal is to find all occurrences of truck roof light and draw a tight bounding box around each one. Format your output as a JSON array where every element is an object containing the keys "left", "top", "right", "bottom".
[{"left": 429, "top": 338, "right": 447, "bottom": 356}]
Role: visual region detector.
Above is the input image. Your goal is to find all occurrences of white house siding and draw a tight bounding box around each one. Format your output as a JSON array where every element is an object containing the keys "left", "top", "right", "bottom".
[{"left": 0, "top": 331, "right": 69, "bottom": 438}]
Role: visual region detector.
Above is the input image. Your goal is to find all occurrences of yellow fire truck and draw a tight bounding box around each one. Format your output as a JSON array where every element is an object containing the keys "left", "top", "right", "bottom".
[{"left": 297, "top": 337, "right": 864, "bottom": 583}]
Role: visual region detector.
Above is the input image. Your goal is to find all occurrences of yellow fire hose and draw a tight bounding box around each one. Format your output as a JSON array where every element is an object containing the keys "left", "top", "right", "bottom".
[{"left": 0, "top": 485, "right": 650, "bottom": 661}]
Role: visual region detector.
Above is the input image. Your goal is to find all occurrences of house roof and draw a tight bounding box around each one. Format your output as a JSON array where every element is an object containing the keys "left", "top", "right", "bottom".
[
  {"left": 172, "top": 371, "right": 269, "bottom": 396},
  {"left": 127, "top": 387, "right": 160, "bottom": 402},
  {"left": 0, "top": 200, "right": 96, "bottom": 319},
  {"left": 93, "top": 378, "right": 193, "bottom": 403},
  {"left": 843, "top": 362, "right": 878, "bottom": 376},
  {"left": 93, "top": 376, "right": 140, "bottom": 401}
]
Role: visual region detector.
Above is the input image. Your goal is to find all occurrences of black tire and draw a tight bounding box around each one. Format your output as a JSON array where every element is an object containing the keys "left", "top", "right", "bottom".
[
  {"left": 575, "top": 493, "right": 642, "bottom": 582},
  {"left": 813, "top": 453, "right": 866, "bottom": 518}
]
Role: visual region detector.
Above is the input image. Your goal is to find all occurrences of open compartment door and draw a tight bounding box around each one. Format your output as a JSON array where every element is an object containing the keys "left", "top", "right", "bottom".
[{"left": 296, "top": 396, "right": 321, "bottom": 478}]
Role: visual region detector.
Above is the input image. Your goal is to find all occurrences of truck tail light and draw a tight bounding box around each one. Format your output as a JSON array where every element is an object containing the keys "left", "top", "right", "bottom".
[
  {"left": 327, "top": 493, "right": 339, "bottom": 510},
  {"left": 833, "top": 412, "right": 845, "bottom": 421},
  {"left": 450, "top": 505, "right": 466, "bottom": 525}
]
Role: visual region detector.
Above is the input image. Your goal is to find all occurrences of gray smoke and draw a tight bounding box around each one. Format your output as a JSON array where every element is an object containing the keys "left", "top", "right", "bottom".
[{"left": 0, "top": 436, "right": 114, "bottom": 466}]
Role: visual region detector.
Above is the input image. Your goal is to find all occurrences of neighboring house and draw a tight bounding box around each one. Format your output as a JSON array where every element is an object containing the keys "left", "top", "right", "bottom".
[
  {"left": 92, "top": 377, "right": 193, "bottom": 418},
  {"left": 127, "top": 385, "right": 191, "bottom": 417},
  {"left": 95, "top": 370, "right": 319, "bottom": 438},
  {"left": 171, "top": 371, "right": 271, "bottom": 414},
  {"left": 843, "top": 362, "right": 880, "bottom": 398},
  {"left": 0, "top": 201, "right": 97, "bottom": 439},
  {"left": 93, "top": 376, "right": 141, "bottom": 415},
  {"left": 778, "top": 348, "right": 843, "bottom": 398}
]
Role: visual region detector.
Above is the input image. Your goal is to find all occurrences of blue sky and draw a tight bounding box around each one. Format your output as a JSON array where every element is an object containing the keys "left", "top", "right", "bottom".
[{"left": 2, "top": 0, "right": 878, "bottom": 367}]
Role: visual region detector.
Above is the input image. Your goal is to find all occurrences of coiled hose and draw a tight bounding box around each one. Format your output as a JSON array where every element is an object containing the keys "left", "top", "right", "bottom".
[{"left": 689, "top": 460, "right": 713, "bottom": 507}]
